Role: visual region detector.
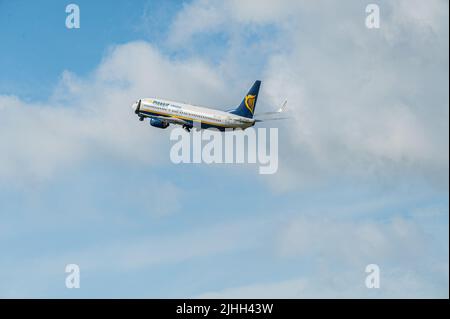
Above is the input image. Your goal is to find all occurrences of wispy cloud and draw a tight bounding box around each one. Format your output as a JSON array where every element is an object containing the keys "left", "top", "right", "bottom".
[
  {"left": 166, "top": 0, "right": 449, "bottom": 191},
  {"left": 0, "top": 1, "right": 448, "bottom": 299},
  {"left": 0, "top": 41, "right": 226, "bottom": 185}
]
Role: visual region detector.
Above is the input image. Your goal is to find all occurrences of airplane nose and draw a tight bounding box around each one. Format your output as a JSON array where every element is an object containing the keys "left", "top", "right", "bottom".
[{"left": 132, "top": 99, "right": 142, "bottom": 115}]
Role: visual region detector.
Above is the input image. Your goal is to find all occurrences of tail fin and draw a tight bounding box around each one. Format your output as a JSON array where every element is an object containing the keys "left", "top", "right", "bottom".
[{"left": 229, "top": 80, "right": 261, "bottom": 119}]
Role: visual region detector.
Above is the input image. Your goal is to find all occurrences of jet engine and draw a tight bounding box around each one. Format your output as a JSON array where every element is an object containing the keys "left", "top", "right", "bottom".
[{"left": 150, "top": 118, "right": 169, "bottom": 129}]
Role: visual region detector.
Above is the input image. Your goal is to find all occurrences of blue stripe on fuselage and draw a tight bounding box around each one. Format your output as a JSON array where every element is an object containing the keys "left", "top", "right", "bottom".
[{"left": 139, "top": 110, "right": 229, "bottom": 131}]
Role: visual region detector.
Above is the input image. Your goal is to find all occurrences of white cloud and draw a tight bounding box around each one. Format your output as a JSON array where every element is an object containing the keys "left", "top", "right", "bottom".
[
  {"left": 277, "top": 216, "right": 426, "bottom": 264},
  {"left": 0, "top": 42, "right": 226, "bottom": 185},
  {"left": 390, "top": 0, "right": 449, "bottom": 34},
  {"left": 197, "top": 207, "right": 448, "bottom": 298},
  {"left": 0, "top": 184, "right": 447, "bottom": 298},
  {"left": 167, "top": 0, "right": 308, "bottom": 46},
  {"left": 0, "top": 218, "right": 267, "bottom": 297},
  {"left": 197, "top": 267, "right": 449, "bottom": 298},
  {"left": 264, "top": 2, "right": 449, "bottom": 190},
  {"left": 168, "top": 0, "right": 225, "bottom": 46},
  {"left": 2, "top": 2, "right": 448, "bottom": 190},
  {"left": 166, "top": 0, "right": 449, "bottom": 191},
  {"left": 0, "top": 2, "right": 447, "bottom": 298}
]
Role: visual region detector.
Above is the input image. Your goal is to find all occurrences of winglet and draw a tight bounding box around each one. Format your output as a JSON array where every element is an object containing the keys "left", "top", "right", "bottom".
[{"left": 277, "top": 99, "right": 287, "bottom": 113}]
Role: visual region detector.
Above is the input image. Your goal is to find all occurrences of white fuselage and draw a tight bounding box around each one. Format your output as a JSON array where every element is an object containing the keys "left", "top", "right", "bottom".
[{"left": 132, "top": 98, "right": 255, "bottom": 130}]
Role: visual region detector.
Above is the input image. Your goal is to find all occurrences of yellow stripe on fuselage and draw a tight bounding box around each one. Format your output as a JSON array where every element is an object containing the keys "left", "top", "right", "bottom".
[{"left": 141, "top": 106, "right": 236, "bottom": 127}]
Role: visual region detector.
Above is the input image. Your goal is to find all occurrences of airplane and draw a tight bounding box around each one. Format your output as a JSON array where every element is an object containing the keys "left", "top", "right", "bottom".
[{"left": 131, "top": 80, "right": 287, "bottom": 132}]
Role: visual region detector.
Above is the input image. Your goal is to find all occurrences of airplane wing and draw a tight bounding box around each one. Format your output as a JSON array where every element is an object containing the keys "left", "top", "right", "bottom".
[
  {"left": 254, "top": 117, "right": 290, "bottom": 122},
  {"left": 144, "top": 114, "right": 189, "bottom": 126},
  {"left": 253, "top": 99, "right": 291, "bottom": 122},
  {"left": 256, "top": 99, "right": 288, "bottom": 116}
]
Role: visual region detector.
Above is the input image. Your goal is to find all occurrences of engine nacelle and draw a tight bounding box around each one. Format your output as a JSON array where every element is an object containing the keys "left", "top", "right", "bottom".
[{"left": 150, "top": 118, "right": 169, "bottom": 129}]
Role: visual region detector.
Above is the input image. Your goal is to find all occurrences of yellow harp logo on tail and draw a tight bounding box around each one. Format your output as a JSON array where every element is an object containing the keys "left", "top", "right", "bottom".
[{"left": 244, "top": 94, "right": 256, "bottom": 114}]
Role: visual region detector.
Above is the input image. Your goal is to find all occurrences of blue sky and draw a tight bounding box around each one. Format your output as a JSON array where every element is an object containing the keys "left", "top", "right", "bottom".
[
  {"left": 0, "top": 0, "right": 179, "bottom": 100},
  {"left": 0, "top": 0, "right": 448, "bottom": 298}
]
